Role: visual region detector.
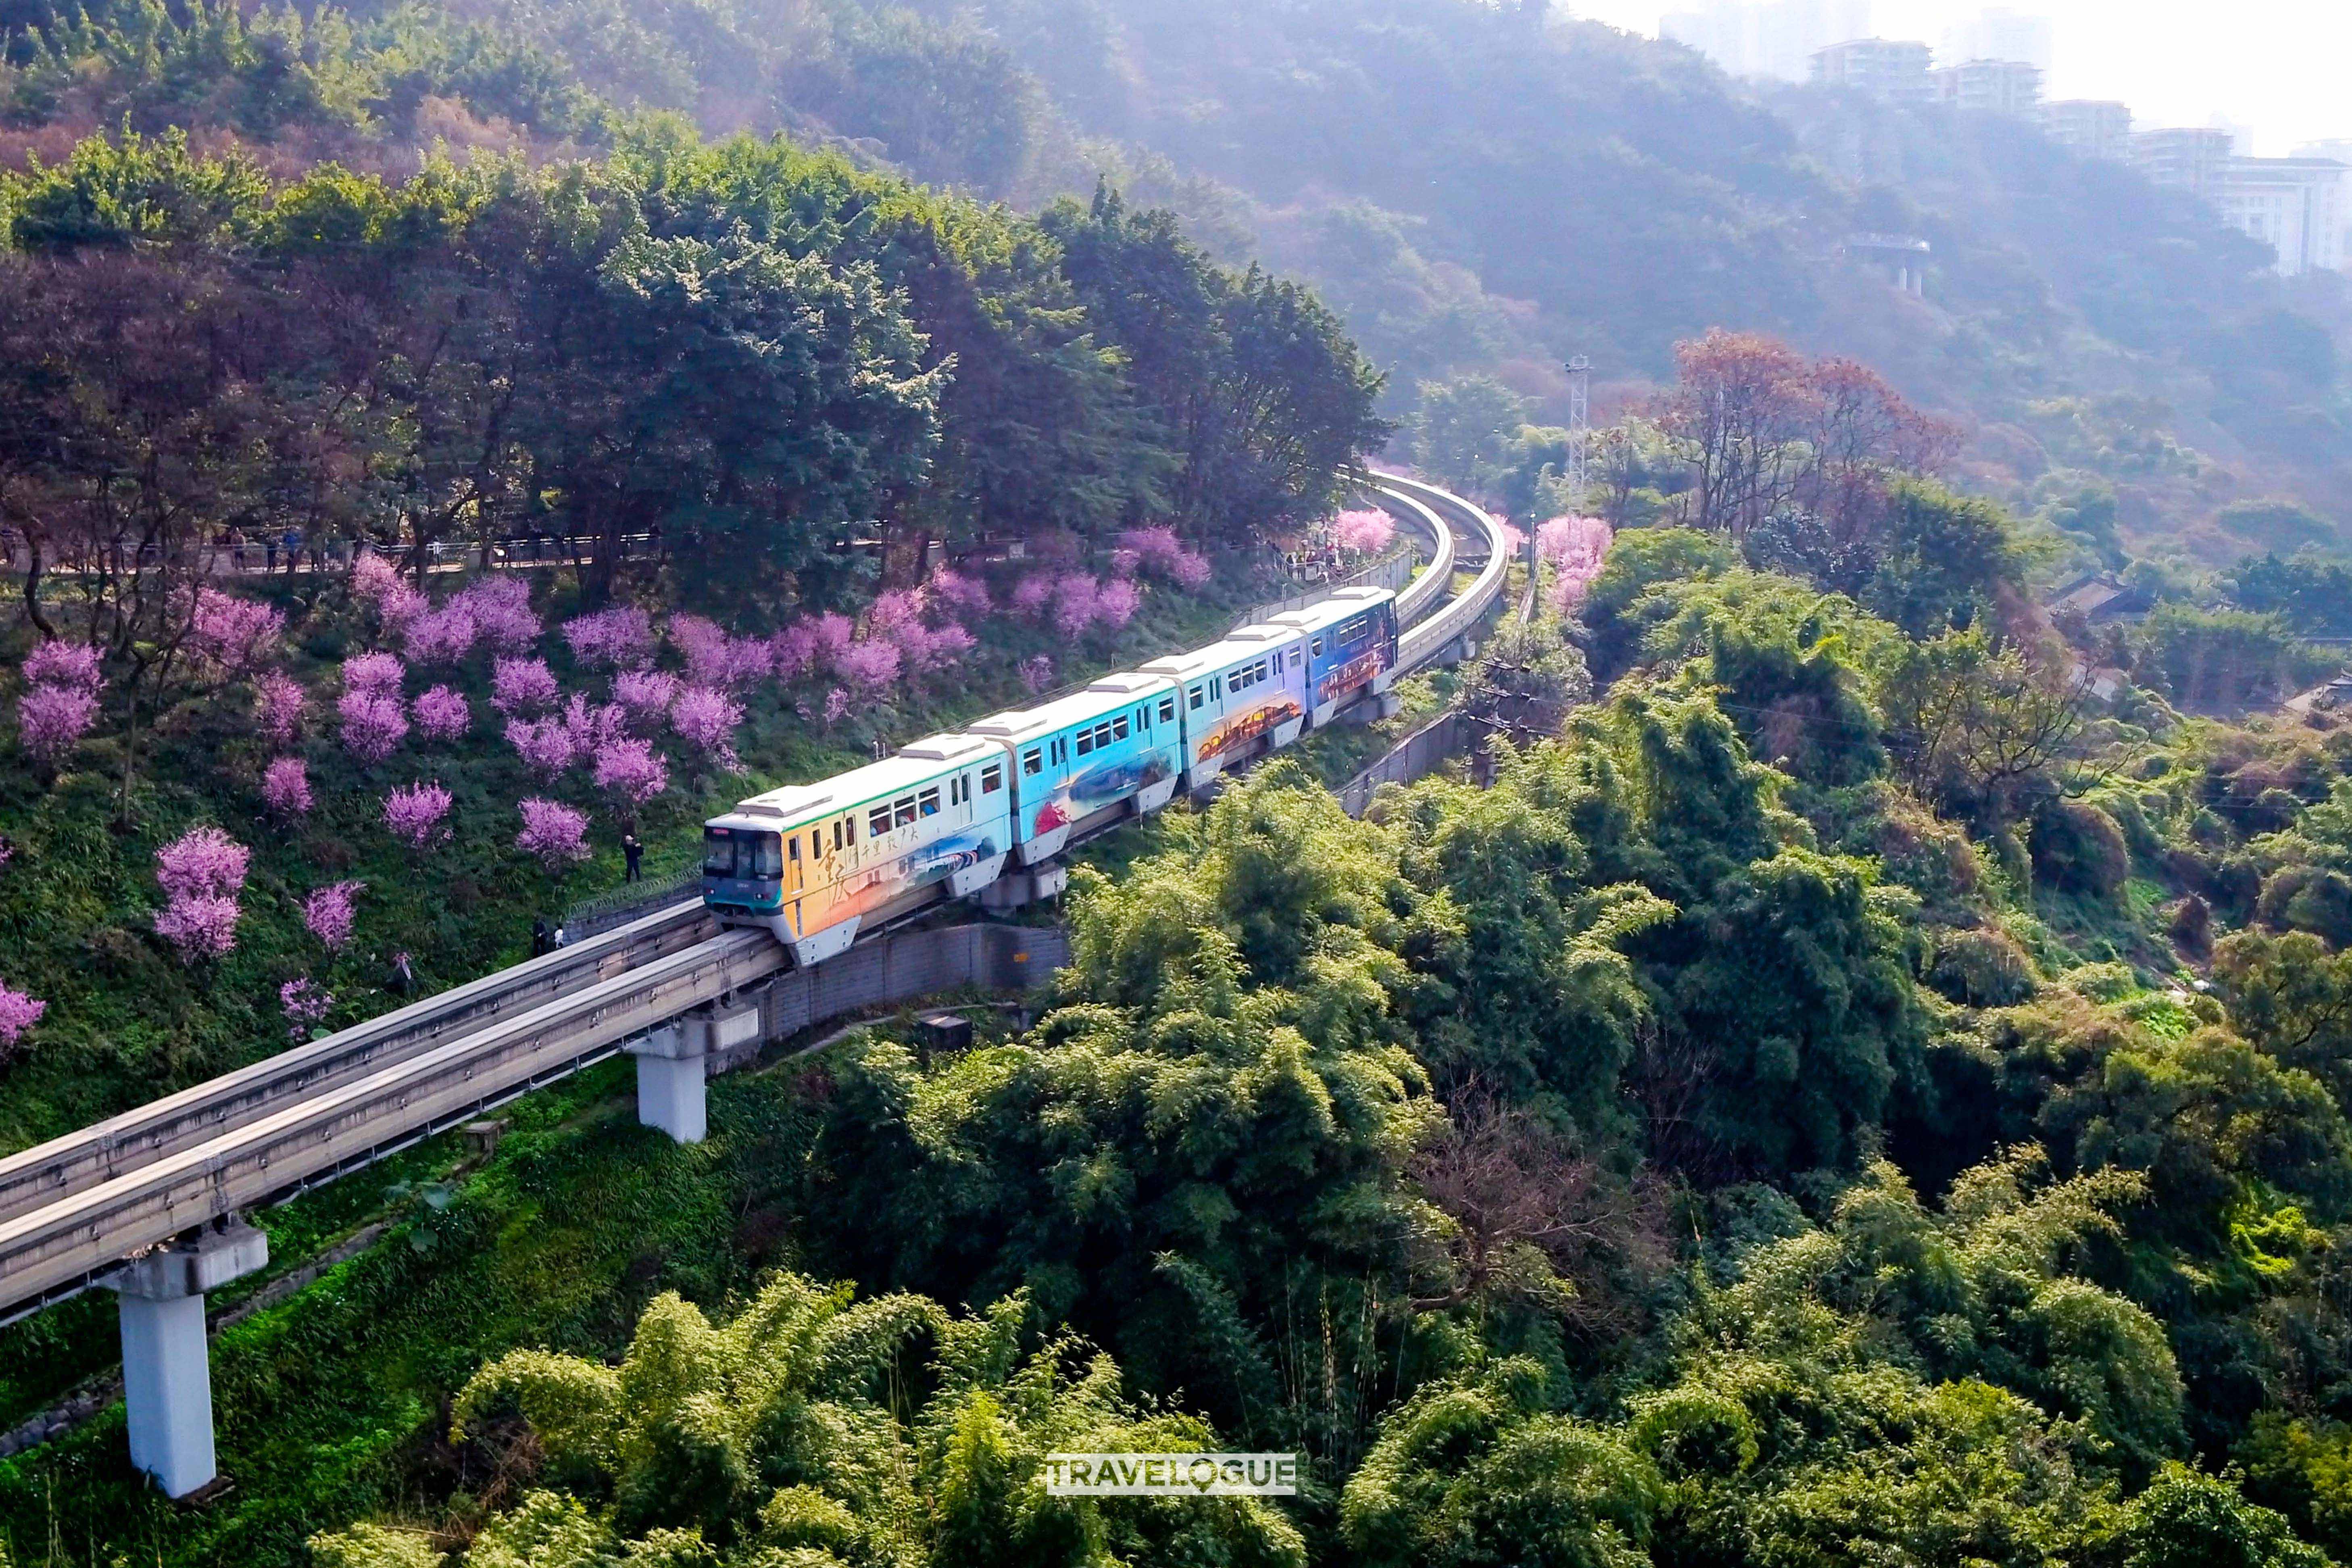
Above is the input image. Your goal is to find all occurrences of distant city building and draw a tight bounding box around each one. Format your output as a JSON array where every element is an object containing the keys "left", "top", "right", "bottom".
[
  {"left": 1661, "top": 0, "right": 1872, "bottom": 83},
  {"left": 2040, "top": 100, "right": 2131, "bottom": 161},
  {"left": 1939, "top": 7, "right": 2054, "bottom": 73},
  {"left": 1809, "top": 37, "right": 1933, "bottom": 101},
  {"left": 2295, "top": 140, "right": 2352, "bottom": 270},
  {"left": 1930, "top": 58, "right": 2042, "bottom": 115},
  {"left": 2132, "top": 127, "right": 2235, "bottom": 200},
  {"left": 2216, "top": 158, "right": 2346, "bottom": 276}
]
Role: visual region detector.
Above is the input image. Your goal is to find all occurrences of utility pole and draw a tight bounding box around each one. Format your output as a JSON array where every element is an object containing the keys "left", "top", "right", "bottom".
[{"left": 1563, "top": 356, "right": 1592, "bottom": 502}]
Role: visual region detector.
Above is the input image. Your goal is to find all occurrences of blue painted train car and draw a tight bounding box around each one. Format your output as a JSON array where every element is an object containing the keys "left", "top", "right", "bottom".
[
  {"left": 1264, "top": 587, "right": 1399, "bottom": 728},
  {"left": 1139, "top": 623, "right": 1310, "bottom": 794},
  {"left": 963, "top": 675, "right": 1184, "bottom": 863}
]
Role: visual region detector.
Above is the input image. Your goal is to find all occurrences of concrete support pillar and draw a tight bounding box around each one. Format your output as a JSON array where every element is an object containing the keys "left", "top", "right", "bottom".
[
  {"left": 629, "top": 1023, "right": 707, "bottom": 1144},
  {"left": 106, "top": 1220, "right": 268, "bottom": 1499}
]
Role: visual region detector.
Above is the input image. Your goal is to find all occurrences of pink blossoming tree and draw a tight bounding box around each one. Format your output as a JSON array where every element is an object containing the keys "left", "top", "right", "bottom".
[
  {"left": 186, "top": 588, "right": 285, "bottom": 675},
  {"left": 834, "top": 638, "right": 902, "bottom": 694},
  {"left": 669, "top": 615, "right": 771, "bottom": 690},
  {"left": 412, "top": 684, "right": 471, "bottom": 741},
  {"left": 0, "top": 980, "right": 46, "bottom": 1053},
  {"left": 490, "top": 657, "right": 560, "bottom": 716},
  {"left": 515, "top": 798, "right": 591, "bottom": 868},
  {"left": 461, "top": 577, "right": 541, "bottom": 653},
  {"left": 23, "top": 640, "right": 102, "bottom": 691},
  {"left": 338, "top": 690, "right": 409, "bottom": 763},
  {"left": 930, "top": 569, "right": 992, "bottom": 618},
  {"left": 1118, "top": 525, "right": 1212, "bottom": 588},
  {"left": 382, "top": 782, "right": 453, "bottom": 847},
  {"left": 262, "top": 756, "right": 313, "bottom": 817},
  {"left": 19, "top": 684, "right": 98, "bottom": 765},
  {"left": 402, "top": 601, "right": 479, "bottom": 666},
  {"left": 561, "top": 605, "right": 655, "bottom": 670},
  {"left": 1329, "top": 509, "right": 1396, "bottom": 557},
  {"left": 351, "top": 554, "right": 427, "bottom": 629},
  {"left": 614, "top": 669, "right": 682, "bottom": 728},
  {"left": 592, "top": 738, "right": 668, "bottom": 811},
  {"left": 505, "top": 717, "right": 578, "bottom": 779},
  {"left": 254, "top": 670, "right": 305, "bottom": 744},
  {"left": 154, "top": 826, "right": 248, "bottom": 962},
  {"left": 302, "top": 880, "right": 365, "bottom": 949},
  {"left": 343, "top": 651, "right": 405, "bottom": 695},
  {"left": 669, "top": 686, "right": 745, "bottom": 774}
]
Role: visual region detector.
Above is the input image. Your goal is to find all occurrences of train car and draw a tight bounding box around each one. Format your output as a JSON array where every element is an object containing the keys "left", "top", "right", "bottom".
[
  {"left": 703, "top": 733, "right": 1011, "bottom": 965},
  {"left": 1141, "top": 624, "right": 1310, "bottom": 794},
  {"left": 1263, "top": 588, "right": 1399, "bottom": 728},
  {"left": 964, "top": 675, "right": 1184, "bottom": 864}
]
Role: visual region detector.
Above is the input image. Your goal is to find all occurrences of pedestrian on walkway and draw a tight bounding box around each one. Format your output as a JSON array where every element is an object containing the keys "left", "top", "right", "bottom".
[
  {"left": 265, "top": 535, "right": 278, "bottom": 571},
  {"left": 532, "top": 917, "right": 551, "bottom": 957},
  {"left": 623, "top": 833, "right": 642, "bottom": 883},
  {"left": 552, "top": 924, "right": 568, "bottom": 950},
  {"left": 390, "top": 949, "right": 414, "bottom": 997}
]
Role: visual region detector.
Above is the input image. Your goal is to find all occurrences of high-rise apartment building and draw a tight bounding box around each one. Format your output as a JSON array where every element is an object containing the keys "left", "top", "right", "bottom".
[
  {"left": 1810, "top": 38, "right": 1933, "bottom": 101},
  {"left": 1661, "top": 0, "right": 1873, "bottom": 83},
  {"left": 1938, "top": 8, "right": 2054, "bottom": 74},
  {"left": 1930, "top": 58, "right": 2043, "bottom": 115},
  {"left": 2216, "top": 158, "right": 2346, "bottom": 277},
  {"left": 2132, "top": 127, "right": 2235, "bottom": 199},
  {"left": 2040, "top": 100, "right": 2132, "bottom": 161}
]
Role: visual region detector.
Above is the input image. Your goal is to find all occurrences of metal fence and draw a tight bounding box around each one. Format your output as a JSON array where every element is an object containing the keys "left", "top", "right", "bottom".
[
  {"left": 1338, "top": 711, "right": 1481, "bottom": 818},
  {"left": 565, "top": 874, "right": 702, "bottom": 941}
]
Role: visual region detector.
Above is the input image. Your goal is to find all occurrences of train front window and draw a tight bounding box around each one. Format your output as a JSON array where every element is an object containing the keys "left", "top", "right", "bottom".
[
  {"left": 752, "top": 834, "right": 783, "bottom": 877},
  {"left": 703, "top": 828, "right": 738, "bottom": 878}
]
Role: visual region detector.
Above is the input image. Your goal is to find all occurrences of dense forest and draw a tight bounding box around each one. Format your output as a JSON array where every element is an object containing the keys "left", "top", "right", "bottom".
[{"left": 1, "top": 0, "right": 2351, "bottom": 1566}]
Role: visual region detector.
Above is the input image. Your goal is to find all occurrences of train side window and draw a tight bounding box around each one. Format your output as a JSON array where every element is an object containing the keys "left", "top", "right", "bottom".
[
  {"left": 1022, "top": 747, "right": 1042, "bottom": 776},
  {"left": 896, "top": 795, "right": 918, "bottom": 827},
  {"left": 1160, "top": 696, "right": 1178, "bottom": 723},
  {"left": 810, "top": 831, "right": 823, "bottom": 860},
  {"left": 846, "top": 815, "right": 857, "bottom": 846},
  {"left": 1210, "top": 676, "right": 1223, "bottom": 701},
  {"left": 1290, "top": 648, "right": 1302, "bottom": 667},
  {"left": 868, "top": 805, "right": 892, "bottom": 837},
  {"left": 1188, "top": 686, "right": 1204, "bottom": 711},
  {"left": 982, "top": 763, "right": 1004, "bottom": 793},
  {"left": 1053, "top": 738, "right": 1068, "bottom": 765},
  {"left": 788, "top": 836, "right": 800, "bottom": 863},
  {"left": 919, "top": 788, "right": 940, "bottom": 817},
  {"left": 1075, "top": 729, "right": 1093, "bottom": 757},
  {"left": 1312, "top": 637, "right": 1323, "bottom": 657},
  {"left": 1113, "top": 715, "right": 1129, "bottom": 741},
  {"left": 832, "top": 820, "right": 844, "bottom": 853}
]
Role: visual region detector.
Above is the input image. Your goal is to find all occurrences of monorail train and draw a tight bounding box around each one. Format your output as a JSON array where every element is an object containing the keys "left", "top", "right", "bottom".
[{"left": 703, "top": 586, "right": 1400, "bottom": 963}]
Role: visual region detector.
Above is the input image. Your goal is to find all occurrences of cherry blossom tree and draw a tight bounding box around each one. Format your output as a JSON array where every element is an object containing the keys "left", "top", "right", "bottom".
[
  {"left": 185, "top": 588, "right": 285, "bottom": 676},
  {"left": 352, "top": 554, "right": 428, "bottom": 632},
  {"left": 491, "top": 657, "right": 560, "bottom": 716},
  {"left": 338, "top": 690, "right": 409, "bottom": 763},
  {"left": 930, "top": 569, "right": 992, "bottom": 618},
  {"left": 342, "top": 651, "right": 406, "bottom": 696},
  {"left": 669, "top": 615, "right": 771, "bottom": 690},
  {"left": 382, "top": 782, "right": 453, "bottom": 847},
  {"left": 505, "top": 717, "right": 578, "bottom": 779},
  {"left": 262, "top": 757, "right": 313, "bottom": 817},
  {"left": 670, "top": 686, "right": 745, "bottom": 773},
  {"left": 1094, "top": 578, "right": 1140, "bottom": 630},
  {"left": 0, "top": 980, "right": 46, "bottom": 1053},
  {"left": 402, "top": 601, "right": 479, "bottom": 666},
  {"left": 19, "top": 684, "right": 98, "bottom": 765},
  {"left": 460, "top": 577, "right": 542, "bottom": 653},
  {"left": 154, "top": 826, "right": 248, "bottom": 962},
  {"left": 302, "top": 880, "right": 364, "bottom": 949},
  {"left": 1011, "top": 574, "right": 1055, "bottom": 619},
  {"left": 412, "top": 685, "right": 471, "bottom": 742},
  {"left": 835, "top": 639, "right": 901, "bottom": 694},
  {"left": 561, "top": 606, "right": 656, "bottom": 670},
  {"left": 614, "top": 669, "right": 682, "bottom": 728},
  {"left": 561, "top": 694, "right": 629, "bottom": 758},
  {"left": 771, "top": 614, "right": 853, "bottom": 681},
  {"left": 280, "top": 978, "right": 333, "bottom": 1041},
  {"left": 1329, "top": 509, "right": 1396, "bottom": 556},
  {"left": 23, "top": 640, "right": 102, "bottom": 691},
  {"left": 593, "top": 738, "right": 669, "bottom": 811},
  {"left": 515, "top": 798, "right": 591, "bottom": 868},
  {"left": 1538, "top": 516, "right": 1615, "bottom": 613},
  {"left": 1118, "top": 525, "right": 1211, "bottom": 588},
  {"left": 254, "top": 670, "right": 305, "bottom": 744},
  {"left": 1051, "top": 575, "right": 1103, "bottom": 638}
]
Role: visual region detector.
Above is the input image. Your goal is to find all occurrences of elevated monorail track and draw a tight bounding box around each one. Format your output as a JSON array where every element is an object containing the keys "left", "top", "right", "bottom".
[{"left": 0, "top": 477, "right": 1510, "bottom": 1325}]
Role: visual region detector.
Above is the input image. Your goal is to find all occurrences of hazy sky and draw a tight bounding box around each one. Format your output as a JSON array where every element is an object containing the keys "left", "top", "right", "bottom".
[{"left": 1563, "top": 0, "right": 2352, "bottom": 154}]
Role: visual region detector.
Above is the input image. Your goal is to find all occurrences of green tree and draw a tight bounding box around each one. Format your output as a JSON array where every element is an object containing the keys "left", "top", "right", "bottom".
[{"left": 1413, "top": 373, "right": 1527, "bottom": 494}]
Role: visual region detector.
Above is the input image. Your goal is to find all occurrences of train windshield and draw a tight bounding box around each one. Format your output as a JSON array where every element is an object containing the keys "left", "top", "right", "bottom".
[{"left": 703, "top": 827, "right": 783, "bottom": 880}]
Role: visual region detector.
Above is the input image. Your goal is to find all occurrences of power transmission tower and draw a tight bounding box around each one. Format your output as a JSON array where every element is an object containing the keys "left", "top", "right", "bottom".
[{"left": 1563, "top": 356, "right": 1592, "bottom": 502}]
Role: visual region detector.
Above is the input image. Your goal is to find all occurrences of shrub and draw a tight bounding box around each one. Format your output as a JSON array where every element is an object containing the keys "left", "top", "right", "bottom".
[
  {"left": 1929, "top": 926, "right": 2039, "bottom": 1007},
  {"left": 2029, "top": 798, "right": 2131, "bottom": 899},
  {"left": 262, "top": 756, "right": 313, "bottom": 816},
  {"left": 382, "top": 783, "right": 453, "bottom": 848}
]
